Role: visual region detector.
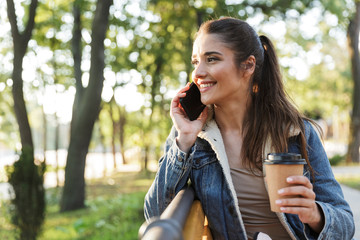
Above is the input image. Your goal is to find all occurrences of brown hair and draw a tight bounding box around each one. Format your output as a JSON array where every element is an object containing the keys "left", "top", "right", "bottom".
[{"left": 197, "top": 17, "right": 317, "bottom": 175}]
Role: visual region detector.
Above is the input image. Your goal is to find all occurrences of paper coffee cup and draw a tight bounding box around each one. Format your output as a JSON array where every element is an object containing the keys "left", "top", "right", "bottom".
[{"left": 264, "top": 153, "right": 306, "bottom": 212}]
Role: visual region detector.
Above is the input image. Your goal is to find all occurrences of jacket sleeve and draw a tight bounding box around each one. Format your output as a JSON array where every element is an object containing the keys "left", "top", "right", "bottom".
[
  {"left": 302, "top": 122, "right": 355, "bottom": 240},
  {"left": 143, "top": 126, "right": 195, "bottom": 221}
]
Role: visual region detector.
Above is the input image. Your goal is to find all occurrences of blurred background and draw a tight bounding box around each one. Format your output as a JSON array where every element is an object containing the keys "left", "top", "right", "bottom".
[{"left": 0, "top": 0, "right": 359, "bottom": 239}]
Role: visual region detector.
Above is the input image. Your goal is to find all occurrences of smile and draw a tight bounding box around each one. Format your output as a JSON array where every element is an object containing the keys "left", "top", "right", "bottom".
[{"left": 200, "top": 83, "right": 216, "bottom": 88}]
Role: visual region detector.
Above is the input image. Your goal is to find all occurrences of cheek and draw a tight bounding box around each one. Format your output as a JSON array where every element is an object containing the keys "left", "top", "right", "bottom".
[{"left": 192, "top": 72, "right": 197, "bottom": 83}]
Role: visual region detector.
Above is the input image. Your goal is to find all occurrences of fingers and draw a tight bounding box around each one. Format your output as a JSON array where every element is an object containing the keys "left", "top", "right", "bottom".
[
  {"left": 276, "top": 199, "right": 322, "bottom": 225},
  {"left": 286, "top": 176, "right": 313, "bottom": 190},
  {"left": 170, "top": 92, "right": 185, "bottom": 111},
  {"left": 275, "top": 197, "right": 314, "bottom": 209},
  {"left": 278, "top": 176, "right": 315, "bottom": 199},
  {"left": 277, "top": 206, "right": 316, "bottom": 220},
  {"left": 276, "top": 175, "right": 321, "bottom": 225},
  {"left": 278, "top": 185, "right": 315, "bottom": 199},
  {"left": 170, "top": 83, "right": 191, "bottom": 117},
  {"left": 198, "top": 106, "right": 208, "bottom": 122}
]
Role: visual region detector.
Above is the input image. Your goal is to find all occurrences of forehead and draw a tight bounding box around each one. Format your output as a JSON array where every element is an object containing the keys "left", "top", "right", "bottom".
[{"left": 192, "top": 33, "right": 230, "bottom": 56}]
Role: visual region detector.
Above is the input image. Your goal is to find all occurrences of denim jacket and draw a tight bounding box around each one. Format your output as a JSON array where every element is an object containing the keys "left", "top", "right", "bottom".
[{"left": 144, "top": 119, "right": 355, "bottom": 240}]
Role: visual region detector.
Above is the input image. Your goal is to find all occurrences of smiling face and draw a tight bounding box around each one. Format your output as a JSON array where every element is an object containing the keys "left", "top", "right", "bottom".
[{"left": 191, "top": 33, "right": 252, "bottom": 107}]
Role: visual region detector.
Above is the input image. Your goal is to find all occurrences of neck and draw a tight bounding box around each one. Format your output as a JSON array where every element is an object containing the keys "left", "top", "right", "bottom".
[{"left": 213, "top": 98, "right": 250, "bottom": 134}]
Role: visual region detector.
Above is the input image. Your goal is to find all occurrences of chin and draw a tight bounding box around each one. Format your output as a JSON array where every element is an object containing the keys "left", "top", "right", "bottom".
[{"left": 200, "top": 97, "right": 213, "bottom": 106}]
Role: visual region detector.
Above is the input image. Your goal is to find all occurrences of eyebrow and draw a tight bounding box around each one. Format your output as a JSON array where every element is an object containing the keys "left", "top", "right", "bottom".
[
  {"left": 192, "top": 51, "right": 223, "bottom": 58},
  {"left": 204, "top": 51, "right": 223, "bottom": 56}
]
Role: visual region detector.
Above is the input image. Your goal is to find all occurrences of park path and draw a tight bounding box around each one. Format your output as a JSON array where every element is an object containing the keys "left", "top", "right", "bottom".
[
  {"left": 332, "top": 166, "right": 360, "bottom": 240},
  {"left": 340, "top": 184, "right": 360, "bottom": 239}
]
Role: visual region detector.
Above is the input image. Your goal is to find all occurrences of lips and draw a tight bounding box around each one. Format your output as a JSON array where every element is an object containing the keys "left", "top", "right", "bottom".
[
  {"left": 198, "top": 82, "right": 216, "bottom": 92},
  {"left": 200, "top": 83, "right": 215, "bottom": 88}
]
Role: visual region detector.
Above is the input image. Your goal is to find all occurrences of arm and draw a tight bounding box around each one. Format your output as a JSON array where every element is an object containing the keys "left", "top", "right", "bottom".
[
  {"left": 144, "top": 127, "right": 195, "bottom": 220},
  {"left": 304, "top": 122, "right": 354, "bottom": 239},
  {"left": 277, "top": 122, "right": 355, "bottom": 239},
  {"left": 144, "top": 84, "right": 208, "bottom": 220}
]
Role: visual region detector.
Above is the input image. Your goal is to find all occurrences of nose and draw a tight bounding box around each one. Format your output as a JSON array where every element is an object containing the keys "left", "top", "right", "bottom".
[{"left": 192, "top": 62, "right": 207, "bottom": 80}]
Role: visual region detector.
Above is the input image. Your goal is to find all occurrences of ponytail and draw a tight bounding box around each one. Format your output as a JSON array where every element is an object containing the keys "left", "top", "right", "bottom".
[
  {"left": 252, "top": 35, "right": 315, "bottom": 181},
  {"left": 257, "top": 35, "right": 282, "bottom": 101}
]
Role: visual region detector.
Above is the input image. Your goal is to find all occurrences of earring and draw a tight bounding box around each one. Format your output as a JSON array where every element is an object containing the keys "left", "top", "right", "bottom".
[{"left": 252, "top": 84, "right": 259, "bottom": 93}]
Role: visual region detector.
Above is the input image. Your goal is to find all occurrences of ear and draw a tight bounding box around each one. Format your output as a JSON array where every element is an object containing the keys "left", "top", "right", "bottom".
[{"left": 240, "top": 55, "right": 256, "bottom": 78}]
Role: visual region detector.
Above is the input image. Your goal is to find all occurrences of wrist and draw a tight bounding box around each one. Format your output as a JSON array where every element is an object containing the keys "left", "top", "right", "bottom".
[
  {"left": 307, "top": 203, "right": 325, "bottom": 234},
  {"left": 176, "top": 134, "right": 196, "bottom": 153}
]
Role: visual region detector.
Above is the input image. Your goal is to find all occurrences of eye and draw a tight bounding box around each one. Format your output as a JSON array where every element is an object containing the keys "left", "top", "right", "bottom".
[{"left": 207, "top": 56, "right": 218, "bottom": 63}]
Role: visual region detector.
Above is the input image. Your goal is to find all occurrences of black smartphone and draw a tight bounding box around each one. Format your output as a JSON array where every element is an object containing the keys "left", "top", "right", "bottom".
[{"left": 179, "top": 82, "right": 206, "bottom": 121}]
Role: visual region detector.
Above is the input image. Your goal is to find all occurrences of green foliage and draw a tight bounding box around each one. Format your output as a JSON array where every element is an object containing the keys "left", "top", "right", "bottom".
[
  {"left": 6, "top": 146, "right": 46, "bottom": 240},
  {"left": 0, "top": 198, "right": 17, "bottom": 239},
  {"left": 2, "top": 171, "right": 154, "bottom": 239},
  {"left": 336, "top": 176, "right": 360, "bottom": 191},
  {"left": 78, "top": 193, "right": 145, "bottom": 239},
  {"left": 329, "top": 154, "right": 345, "bottom": 166},
  {"left": 0, "top": 191, "right": 146, "bottom": 240},
  {"left": 44, "top": 170, "right": 152, "bottom": 239}
]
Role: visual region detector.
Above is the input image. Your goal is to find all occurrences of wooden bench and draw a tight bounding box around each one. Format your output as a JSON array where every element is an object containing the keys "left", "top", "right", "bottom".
[
  {"left": 139, "top": 186, "right": 212, "bottom": 240},
  {"left": 183, "top": 200, "right": 213, "bottom": 240}
]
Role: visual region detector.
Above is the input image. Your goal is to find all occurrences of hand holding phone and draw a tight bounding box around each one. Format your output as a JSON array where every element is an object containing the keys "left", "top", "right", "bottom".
[{"left": 179, "top": 82, "right": 206, "bottom": 121}]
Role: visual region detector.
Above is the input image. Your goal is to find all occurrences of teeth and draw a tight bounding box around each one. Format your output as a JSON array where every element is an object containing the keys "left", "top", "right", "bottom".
[{"left": 200, "top": 83, "right": 215, "bottom": 88}]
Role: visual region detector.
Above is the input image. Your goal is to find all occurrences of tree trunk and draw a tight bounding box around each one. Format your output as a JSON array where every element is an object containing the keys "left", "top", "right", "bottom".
[
  {"left": 142, "top": 54, "right": 163, "bottom": 171},
  {"left": 6, "top": 0, "right": 38, "bottom": 149},
  {"left": 97, "top": 121, "right": 107, "bottom": 176},
  {"left": 346, "top": 1, "right": 360, "bottom": 164},
  {"left": 55, "top": 115, "right": 60, "bottom": 187},
  {"left": 42, "top": 105, "right": 47, "bottom": 164},
  {"left": 71, "top": 0, "right": 84, "bottom": 126},
  {"left": 60, "top": 0, "right": 113, "bottom": 212},
  {"left": 117, "top": 105, "right": 126, "bottom": 165},
  {"left": 50, "top": 26, "right": 61, "bottom": 187},
  {"left": 6, "top": 1, "right": 45, "bottom": 239},
  {"left": 144, "top": 145, "right": 149, "bottom": 171},
  {"left": 109, "top": 98, "right": 118, "bottom": 168}
]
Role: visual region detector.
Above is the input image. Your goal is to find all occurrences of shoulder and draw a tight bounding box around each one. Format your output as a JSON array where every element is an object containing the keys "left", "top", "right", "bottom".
[{"left": 302, "top": 119, "right": 322, "bottom": 141}]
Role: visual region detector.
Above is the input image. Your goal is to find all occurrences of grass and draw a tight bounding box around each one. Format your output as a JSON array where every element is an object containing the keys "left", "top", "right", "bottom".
[
  {"left": 0, "top": 171, "right": 155, "bottom": 240},
  {"left": 336, "top": 176, "right": 360, "bottom": 191},
  {"left": 2, "top": 167, "right": 357, "bottom": 239}
]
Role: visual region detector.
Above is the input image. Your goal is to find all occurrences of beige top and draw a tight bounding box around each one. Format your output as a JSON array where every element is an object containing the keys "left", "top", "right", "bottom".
[{"left": 230, "top": 167, "right": 290, "bottom": 240}]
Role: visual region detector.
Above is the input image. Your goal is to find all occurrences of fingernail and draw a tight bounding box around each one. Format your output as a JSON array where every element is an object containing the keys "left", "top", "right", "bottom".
[
  {"left": 275, "top": 200, "right": 282, "bottom": 204},
  {"left": 287, "top": 177, "right": 293, "bottom": 182},
  {"left": 278, "top": 189, "right": 284, "bottom": 194},
  {"left": 280, "top": 207, "right": 286, "bottom": 211}
]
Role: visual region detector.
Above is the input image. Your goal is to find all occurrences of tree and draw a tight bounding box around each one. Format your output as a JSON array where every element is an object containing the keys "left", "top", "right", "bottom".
[
  {"left": 6, "top": 0, "right": 37, "bottom": 149},
  {"left": 6, "top": 0, "right": 45, "bottom": 238},
  {"left": 346, "top": 0, "right": 360, "bottom": 163},
  {"left": 60, "top": 0, "right": 113, "bottom": 212},
  {"left": 316, "top": 0, "right": 360, "bottom": 163}
]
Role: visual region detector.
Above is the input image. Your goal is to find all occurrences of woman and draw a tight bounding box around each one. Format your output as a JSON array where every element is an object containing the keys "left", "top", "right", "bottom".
[{"left": 144, "top": 17, "right": 355, "bottom": 240}]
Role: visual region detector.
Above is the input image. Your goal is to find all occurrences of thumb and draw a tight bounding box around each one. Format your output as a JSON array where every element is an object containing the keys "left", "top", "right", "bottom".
[{"left": 199, "top": 107, "right": 208, "bottom": 123}]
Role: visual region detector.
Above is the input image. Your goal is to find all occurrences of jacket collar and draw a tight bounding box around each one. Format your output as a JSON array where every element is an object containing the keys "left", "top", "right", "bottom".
[
  {"left": 197, "top": 119, "right": 247, "bottom": 237},
  {"left": 202, "top": 104, "right": 301, "bottom": 159},
  {"left": 197, "top": 115, "right": 301, "bottom": 240}
]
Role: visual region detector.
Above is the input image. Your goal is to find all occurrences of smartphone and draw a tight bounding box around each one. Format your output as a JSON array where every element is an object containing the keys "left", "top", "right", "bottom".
[{"left": 179, "top": 82, "right": 206, "bottom": 121}]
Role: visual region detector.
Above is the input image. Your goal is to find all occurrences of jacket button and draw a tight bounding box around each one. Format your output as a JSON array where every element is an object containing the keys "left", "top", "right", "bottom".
[
  {"left": 195, "top": 159, "right": 200, "bottom": 164},
  {"left": 178, "top": 156, "right": 183, "bottom": 162}
]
